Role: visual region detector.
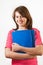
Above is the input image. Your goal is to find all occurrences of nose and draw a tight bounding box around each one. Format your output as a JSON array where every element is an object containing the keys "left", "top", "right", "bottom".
[{"left": 19, "top": 16, "right": 22, "bottom": 19}]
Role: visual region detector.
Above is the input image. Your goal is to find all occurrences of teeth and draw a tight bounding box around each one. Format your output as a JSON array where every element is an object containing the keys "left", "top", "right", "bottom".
[
  {"left": 19, "top": 21, "right": 23, "bottom": 23},
  {"left": 20, "top": 21, "right": 22, "bottom": 23}
]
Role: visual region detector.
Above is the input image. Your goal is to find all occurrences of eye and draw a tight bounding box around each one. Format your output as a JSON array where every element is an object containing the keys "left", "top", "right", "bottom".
[
  {"left": 16, "top": 16, "right": 18, "bottom": 18},
  {"left": 20, "top": 16, "right": 22, "bottom": 18}
]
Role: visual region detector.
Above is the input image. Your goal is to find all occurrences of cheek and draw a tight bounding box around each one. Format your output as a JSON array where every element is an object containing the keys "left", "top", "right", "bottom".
[
  {"left": 22, "top": 18, "right": 27, "bottom": 22},
  {"left": 22, "top": 18, "right": 25, "bottom": 22},
  {"left": 15, "top": 18, "right": 18, "bottom": 22},
  {"left": 23, "top": 19, "right": 27, "bottom": 23}
]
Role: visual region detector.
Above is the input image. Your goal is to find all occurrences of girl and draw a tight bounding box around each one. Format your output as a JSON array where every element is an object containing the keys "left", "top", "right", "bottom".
[{"left": 5, "top": 6, "right": 42, "bottom": 65}]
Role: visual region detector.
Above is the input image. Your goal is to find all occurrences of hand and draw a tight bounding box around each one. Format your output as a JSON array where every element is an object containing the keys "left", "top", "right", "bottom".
[{"left": 12, "top": 43, "right": 21, "bottom": 52}]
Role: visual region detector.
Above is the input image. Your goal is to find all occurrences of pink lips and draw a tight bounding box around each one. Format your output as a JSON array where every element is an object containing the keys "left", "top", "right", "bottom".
[{"left": 19, "top": 20, "right": 23, "bottom": 24}]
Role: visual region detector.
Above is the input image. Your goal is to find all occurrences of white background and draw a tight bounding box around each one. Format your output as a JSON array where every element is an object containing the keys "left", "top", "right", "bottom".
[{"left": 0, "top": 0, "right": 43, "bottom": 65}]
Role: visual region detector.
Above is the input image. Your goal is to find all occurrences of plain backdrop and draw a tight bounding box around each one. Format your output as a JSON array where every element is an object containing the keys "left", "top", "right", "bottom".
[{"left": 0, "top": 0, "right": 43, "bottom": 65}]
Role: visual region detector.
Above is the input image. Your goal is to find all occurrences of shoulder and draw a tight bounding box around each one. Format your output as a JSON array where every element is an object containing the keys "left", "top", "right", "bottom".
[
  {"left": 32, "top": 28, "right": 40, "bottom": 34},
  {"left": 6, "top": 29, "right": 15, "bottom": 38},
  {"left": 8, "top": 29, "right": 15, "bottom": 34},
  {"left": 32, "top": 28, "right": 42, "bottom": 45},
  {"left": 32, "top": 28, "right": 40, "bottom": 38}
]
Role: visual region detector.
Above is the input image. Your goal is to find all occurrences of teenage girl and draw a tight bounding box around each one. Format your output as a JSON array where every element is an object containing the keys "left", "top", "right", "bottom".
[{"left": 5, "top": 6, "right": 42, "bottom": 65}]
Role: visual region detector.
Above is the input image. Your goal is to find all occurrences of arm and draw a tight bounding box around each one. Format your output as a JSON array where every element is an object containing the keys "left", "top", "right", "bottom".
[
  {"left": 12, "top": 43, "right": 42, "bottom": 56},
  {"left": 5, "top": 30, "right": 35, "bottom": 60},
  {"left": 20, "top": 45, "right": 42, "bottom": 56},
  {"left": 24, "top": 28, "right": 42, "bottom": 56},
  {"left": 42, "top": 44, "right": 43, "bottom": 55},
  {"left": 12, "top": 28, "right": 42, "bottom": 56},
  {"left": 5, "top": 48, "right": 35, "bottom": 60}
]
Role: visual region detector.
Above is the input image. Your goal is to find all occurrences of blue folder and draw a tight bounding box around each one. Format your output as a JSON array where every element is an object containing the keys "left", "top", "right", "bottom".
[{"left": 12, "top": 30, "right": 35, "bottom": 53}]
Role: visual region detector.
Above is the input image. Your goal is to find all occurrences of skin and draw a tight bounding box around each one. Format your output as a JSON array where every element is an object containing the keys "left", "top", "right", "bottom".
[
  {"left": 41, "top": 44, "right": 43, "bottom": 54},
  {"left": 15, "top": 11, "right": 27, "bottom": 28},
  {"left": 5, "top": 11, "right": 42, "bottom": 60},
  {"left": 12, "top": 43, "right": 42, "bottom": 56}
]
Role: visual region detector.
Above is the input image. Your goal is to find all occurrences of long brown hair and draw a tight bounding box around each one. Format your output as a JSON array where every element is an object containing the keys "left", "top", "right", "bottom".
[{"left": 12, "top": 6, "right": 32, "bottom": 30}]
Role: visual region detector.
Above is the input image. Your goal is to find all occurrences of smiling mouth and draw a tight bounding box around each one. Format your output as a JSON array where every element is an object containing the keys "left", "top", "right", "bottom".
[{"left": 18, "top": 21, "right": 23, "bottom": 24}]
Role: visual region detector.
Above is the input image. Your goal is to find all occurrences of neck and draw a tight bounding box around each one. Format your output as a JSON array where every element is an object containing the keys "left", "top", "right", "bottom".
[{"left": 18, "top": 26, "right": 27, "bottom": 30}]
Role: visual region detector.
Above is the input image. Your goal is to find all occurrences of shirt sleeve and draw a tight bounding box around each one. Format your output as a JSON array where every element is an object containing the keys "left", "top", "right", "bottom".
[
  {"left": 34, "top": 28, "right": 42, "bottom": 46},
  {"left": 5, "top": 30, "right": 13, "bottom": 48}
]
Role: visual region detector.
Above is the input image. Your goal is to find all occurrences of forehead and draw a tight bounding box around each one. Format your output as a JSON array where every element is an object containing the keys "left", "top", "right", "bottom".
[{"left": 15, "top": 11, "right": 21, "bottom": 16}]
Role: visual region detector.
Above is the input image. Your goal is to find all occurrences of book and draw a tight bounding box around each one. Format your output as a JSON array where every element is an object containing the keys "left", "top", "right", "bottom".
[{"left": 12, "top": 30, "right": 35, "bottom": 53}]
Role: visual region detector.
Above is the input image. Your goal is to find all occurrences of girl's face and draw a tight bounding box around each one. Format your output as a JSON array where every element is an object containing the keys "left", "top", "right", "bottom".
[{"left": 15, "top": 11, "right": 27, "bottom": 27}]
